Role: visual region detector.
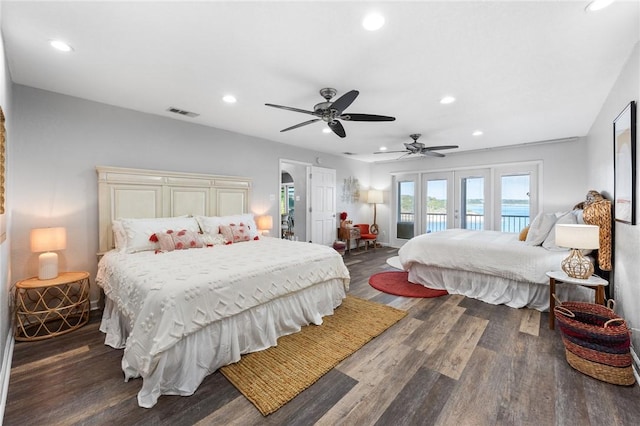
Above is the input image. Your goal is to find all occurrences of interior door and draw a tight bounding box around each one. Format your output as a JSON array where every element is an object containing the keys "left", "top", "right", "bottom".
[{"left": 310, "top": 166, "right": 336, "bottom": 245}]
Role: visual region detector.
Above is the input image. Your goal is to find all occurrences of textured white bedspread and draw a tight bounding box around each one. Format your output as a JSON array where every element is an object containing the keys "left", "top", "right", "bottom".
[
  {"left": 398, "top": 229, "right": 568, "bottom": 285},
  {"left": 96, "top": 238, "right": 350, "bottom": 378}
]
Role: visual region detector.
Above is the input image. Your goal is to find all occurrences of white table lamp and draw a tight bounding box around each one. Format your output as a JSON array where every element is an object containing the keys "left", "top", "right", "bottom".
[
  {"left": 30, "top": 227, "right": 66, "bottom": 280},
  {"left": 257, "top": 215, "right": 273, "bottom": 236},
  {"left": 555, "top": 224, "right": 599, "bottom": 279}
]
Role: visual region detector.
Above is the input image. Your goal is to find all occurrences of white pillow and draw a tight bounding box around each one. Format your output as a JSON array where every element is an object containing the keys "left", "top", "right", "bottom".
[
  {"left": 542, "top": 212, "right": 577, "bottom": 251},
  {"left": 525, "top": 212, "right": 557, "bottom": 246},
  {"left": 111, "top": 220, "right": 127, "bottom": 251},
  {"left": 119, "top": 216, "right": 200, "bottom": 253},
  {"left": 196, "top": 214, "right": 260, "bottom": 240}
]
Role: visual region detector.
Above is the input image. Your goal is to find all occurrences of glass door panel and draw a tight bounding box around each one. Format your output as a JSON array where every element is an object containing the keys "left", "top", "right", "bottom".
[
  {"left": 500, "top": 174, "right": 531, "bottom": 232},
  {"left": 462, "top": 177, "right": 484, "bottom": 230},
  {"left": 455, "top": 169, "right": 491, "bottom": 230},
  {"left": 397, "top": 180, "right": 415, "bottom": 239},
  {"left": 423, "top": 171, "right": 454, "bottom": 233}
]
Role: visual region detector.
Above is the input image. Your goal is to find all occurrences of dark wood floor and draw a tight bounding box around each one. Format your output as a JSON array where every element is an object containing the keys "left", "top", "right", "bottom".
[{"left": 5, "top": 247, "right": 640, "bottom": 425}]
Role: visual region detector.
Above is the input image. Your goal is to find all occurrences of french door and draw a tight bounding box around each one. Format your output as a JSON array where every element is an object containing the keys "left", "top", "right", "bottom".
[
  {"left": 392, "top": 163, "right": 539, "bottom": 244},
  {"left": 454, "top": 169, "right": 492, "bottom": 230}
]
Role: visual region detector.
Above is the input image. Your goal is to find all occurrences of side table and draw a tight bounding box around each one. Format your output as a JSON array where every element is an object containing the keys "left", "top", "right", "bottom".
[
  {"left": 338, "top": 226, "right": 361, "bottom": 254},
  {"left": 14, "top": 271, "right": 90, "bottom": 341},
  {"left": 546, "top": 270, "right": 608, "bottom": 330}
]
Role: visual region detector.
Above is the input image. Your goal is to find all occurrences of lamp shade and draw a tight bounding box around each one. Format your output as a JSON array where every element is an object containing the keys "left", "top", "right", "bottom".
[
  {"left": 257, "top": 215, "right": 273, "bottom": 231},
  {"left": 555, "top": 224, "right": 599, "bottom": 250},
  {"left": 30, "top": 227, "right": 67, "bottom": 253},
  {"left": 367, "top": 189, "right": 383, "bottom": 204}
]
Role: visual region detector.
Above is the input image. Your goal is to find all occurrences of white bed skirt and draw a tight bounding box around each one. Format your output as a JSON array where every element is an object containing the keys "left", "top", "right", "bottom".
[
  {"left": 407, "top": 265, "right": 595, "bottom": 311},
  {"left": 100, "top": 278, "right": 347, "bottom": 408}
]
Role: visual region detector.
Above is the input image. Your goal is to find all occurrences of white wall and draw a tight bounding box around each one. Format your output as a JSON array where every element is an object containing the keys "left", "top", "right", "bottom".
[
  {"left": 10, "top": 85, "right": 372, "bottom": 304},
  {"left": 586, "top": 42, "right": 639, "bottom": 349},
  {"left": 371, "top": 138, "right": 590, "bottom": 246}
]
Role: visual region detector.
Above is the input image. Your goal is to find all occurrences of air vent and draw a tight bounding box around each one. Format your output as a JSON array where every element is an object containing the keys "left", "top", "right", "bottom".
[
  {"left": 166, "top": 107, "right": 200, "bottom": 118},
  {"left": 342, "top": 152, "right": 356, "bottom": 155}
]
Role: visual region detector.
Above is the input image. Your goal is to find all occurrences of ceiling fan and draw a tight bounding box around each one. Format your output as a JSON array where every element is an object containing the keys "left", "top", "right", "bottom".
[
  {"left": 265, "top": 88, "right": 395, "bottom": 138},
  {"left": 374, "top": 134, "right": 459, "bottom": 158}
]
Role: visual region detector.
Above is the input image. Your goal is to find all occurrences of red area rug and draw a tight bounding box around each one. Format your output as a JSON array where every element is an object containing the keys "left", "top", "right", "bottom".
[{"left": 368, "top": 271, "right": 449, "bottom": 298}]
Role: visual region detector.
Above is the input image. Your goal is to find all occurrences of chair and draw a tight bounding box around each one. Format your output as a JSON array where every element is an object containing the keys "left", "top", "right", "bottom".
[{"left": 354, "top": 224, "right": 376, "bottom": 251}]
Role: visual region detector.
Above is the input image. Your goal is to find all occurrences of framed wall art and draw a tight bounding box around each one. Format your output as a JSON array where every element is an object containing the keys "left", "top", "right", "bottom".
[{"left": 613, "top": 100, "right": 636, "bottom": 224}]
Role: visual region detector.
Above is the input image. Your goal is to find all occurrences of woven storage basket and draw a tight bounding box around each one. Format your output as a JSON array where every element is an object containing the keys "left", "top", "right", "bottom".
[{"left": 554, "top": 300, "right": 635, "bottom": 385}]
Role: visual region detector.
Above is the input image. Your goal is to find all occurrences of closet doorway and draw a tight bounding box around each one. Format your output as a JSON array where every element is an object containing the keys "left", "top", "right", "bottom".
[{"left": 280, "top": 160, "right": 310, "bottom": 242}]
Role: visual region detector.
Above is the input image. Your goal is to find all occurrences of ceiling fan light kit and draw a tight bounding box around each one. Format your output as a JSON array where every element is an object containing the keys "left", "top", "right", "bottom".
[{"left": 266, "top": 88, "right": 396, "bottom": 138}]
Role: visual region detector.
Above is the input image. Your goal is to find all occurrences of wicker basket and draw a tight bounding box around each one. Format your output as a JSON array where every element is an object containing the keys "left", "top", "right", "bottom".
[
  {"left": 554, "top": 300, "right": 635, "bottom": 386},
  {"left": 583, "top": 199, "right": 612, "bottom": 271}
]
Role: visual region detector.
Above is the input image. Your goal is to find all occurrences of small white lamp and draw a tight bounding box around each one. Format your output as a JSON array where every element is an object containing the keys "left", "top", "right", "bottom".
[
  {"left": 30, "top": 227, "right": 66, "bottom": 280},
  {"left": 367, "top": 189, "right": 383, "bottom": 234},
  {"left": 257, "top": 215, "right": 273, "bottom": 236},
  {"left": 555, "top": 224, "right": 599, "bottom": 279}
]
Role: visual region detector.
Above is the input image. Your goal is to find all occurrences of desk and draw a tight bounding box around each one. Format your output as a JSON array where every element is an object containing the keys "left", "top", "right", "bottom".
[
  {"left": 546, "top": 270, "right": 608, "bottom": 330},
  {"left": 338, "top": 227, "right": 360, "bottom": 253}
]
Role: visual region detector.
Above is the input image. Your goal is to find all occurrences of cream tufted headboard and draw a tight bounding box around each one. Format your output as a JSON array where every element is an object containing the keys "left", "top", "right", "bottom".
[{"left": 96, "top": 166, "right": 252, "bottom": 253}]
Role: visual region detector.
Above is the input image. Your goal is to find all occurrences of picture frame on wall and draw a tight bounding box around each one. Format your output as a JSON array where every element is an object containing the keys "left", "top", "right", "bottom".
[{"left": 613, "top": 100, "right": 636, "bottom": 224}]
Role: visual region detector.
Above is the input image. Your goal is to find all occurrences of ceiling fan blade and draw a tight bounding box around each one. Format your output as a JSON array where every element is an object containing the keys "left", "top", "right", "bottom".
[
  {"left": 328, "top": 120, "right": 346, "bottom": 138},
  {"left": 280, "top": 119, "right": 321, "bottom": 132},
  {"left": 374, "top": 150, "right": 408, "bottom": 154},
  {"left": 329, "top": 90, "right": 359, "bottom": 114},
  {"left": 265, "top": 103, "right": 318, "bottom": 116},
  {"left": 423, "top": 145, "right": 459, "bottom": 151},
  {"left": 421, "top": 150, "right": 446, "bottom": 157},
  {"left": 340, "top": 113, "right": 396, "bottom": 122}
]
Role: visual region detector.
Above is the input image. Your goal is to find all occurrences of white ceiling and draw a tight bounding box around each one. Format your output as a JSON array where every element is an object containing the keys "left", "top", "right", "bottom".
[{"left": 2, "top": 1, "right": 639, "bottom": 163}]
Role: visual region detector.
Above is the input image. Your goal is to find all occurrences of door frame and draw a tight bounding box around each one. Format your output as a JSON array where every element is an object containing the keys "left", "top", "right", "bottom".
[{"left": 279, "top": 159, "right": 312, "bottom": 241}]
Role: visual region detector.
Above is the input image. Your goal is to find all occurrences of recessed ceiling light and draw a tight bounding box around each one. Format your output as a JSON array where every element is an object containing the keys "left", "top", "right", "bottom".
[
  {"left": 222, "top": 95, "right": 237, "bottom": 103},
  {"left": 379, "top": 146, "right": 387, "bottom": 151},
  {"left": 362, "top": 13, "right": 385, "bottom": 31},
  {"left": 585, "top": 0, "right": 614, "bottom": 12},
  {"left": 440, "top": 96, "right": 456, "bottom": 105},
  {"left": 322, "top": 128, "right": 331, "bottom": 134},
  {"left": 49, "top": 40, "right": 73, "bottom": 52},
  {"left": 472, "top": 130, "right": 483, "bottom": 136}
]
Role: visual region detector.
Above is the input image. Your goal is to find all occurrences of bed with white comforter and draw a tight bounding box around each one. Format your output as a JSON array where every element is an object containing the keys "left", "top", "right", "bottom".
[
  {"left": 97, "top": 237, "right": 350, "bottom": 408},
  {"left": 398, "top": 228, "right": 594, "bottom": 311}
]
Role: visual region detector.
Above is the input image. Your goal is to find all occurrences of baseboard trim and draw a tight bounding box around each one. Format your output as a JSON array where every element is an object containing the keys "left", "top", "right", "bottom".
[
  {"left": 0, "top": 330, "right": 15, "bottom": 422},
  {"left": 630, "top": 345, "right": 640, "bottom": 387}
]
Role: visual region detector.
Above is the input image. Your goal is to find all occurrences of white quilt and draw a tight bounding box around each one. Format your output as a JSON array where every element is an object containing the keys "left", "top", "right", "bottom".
[
  {"left": 96, "top": 238, "right": 350, "bottom": 379},
  {"left": 398, "top": 229, "right": 568, "bottom": 285}
]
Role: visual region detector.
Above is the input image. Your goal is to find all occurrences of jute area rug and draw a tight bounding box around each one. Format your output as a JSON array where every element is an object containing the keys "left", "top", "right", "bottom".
[{"left": 220, "top": 296, "right": 407, "bottom": 416}]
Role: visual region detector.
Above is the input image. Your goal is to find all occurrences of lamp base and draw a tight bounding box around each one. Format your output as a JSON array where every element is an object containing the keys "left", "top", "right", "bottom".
[
  {"left": 38, "top": 252, "right": 59, "bottom": 280},
  {"left": 561, "top": 249, "right": 594, "bottom": 279}
]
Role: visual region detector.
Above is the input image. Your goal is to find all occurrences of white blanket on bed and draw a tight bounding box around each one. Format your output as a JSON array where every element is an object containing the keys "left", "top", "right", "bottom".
[
  {"left": 398, "top": 229, "right": 569, "bottom": 284},
  {"left": 96, "top": 238, "right": 350, "bottom": 377}
]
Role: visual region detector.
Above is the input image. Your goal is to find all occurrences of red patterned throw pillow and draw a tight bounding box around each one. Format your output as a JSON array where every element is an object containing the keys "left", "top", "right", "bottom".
[
  {"left": 151, "top": 229, "right": 203, "bottom": 252},
  {"left": 219, "top": 222, "right": 258, "bottom": 243}
]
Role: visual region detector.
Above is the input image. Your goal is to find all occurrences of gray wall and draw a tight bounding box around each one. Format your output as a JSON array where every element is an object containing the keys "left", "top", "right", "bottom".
[
  {"left": 586, "top": 41, "right": 639, "bottom": 350},
  {"left": 9, "top": 85, "right": 372, "bottom": 304}
]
